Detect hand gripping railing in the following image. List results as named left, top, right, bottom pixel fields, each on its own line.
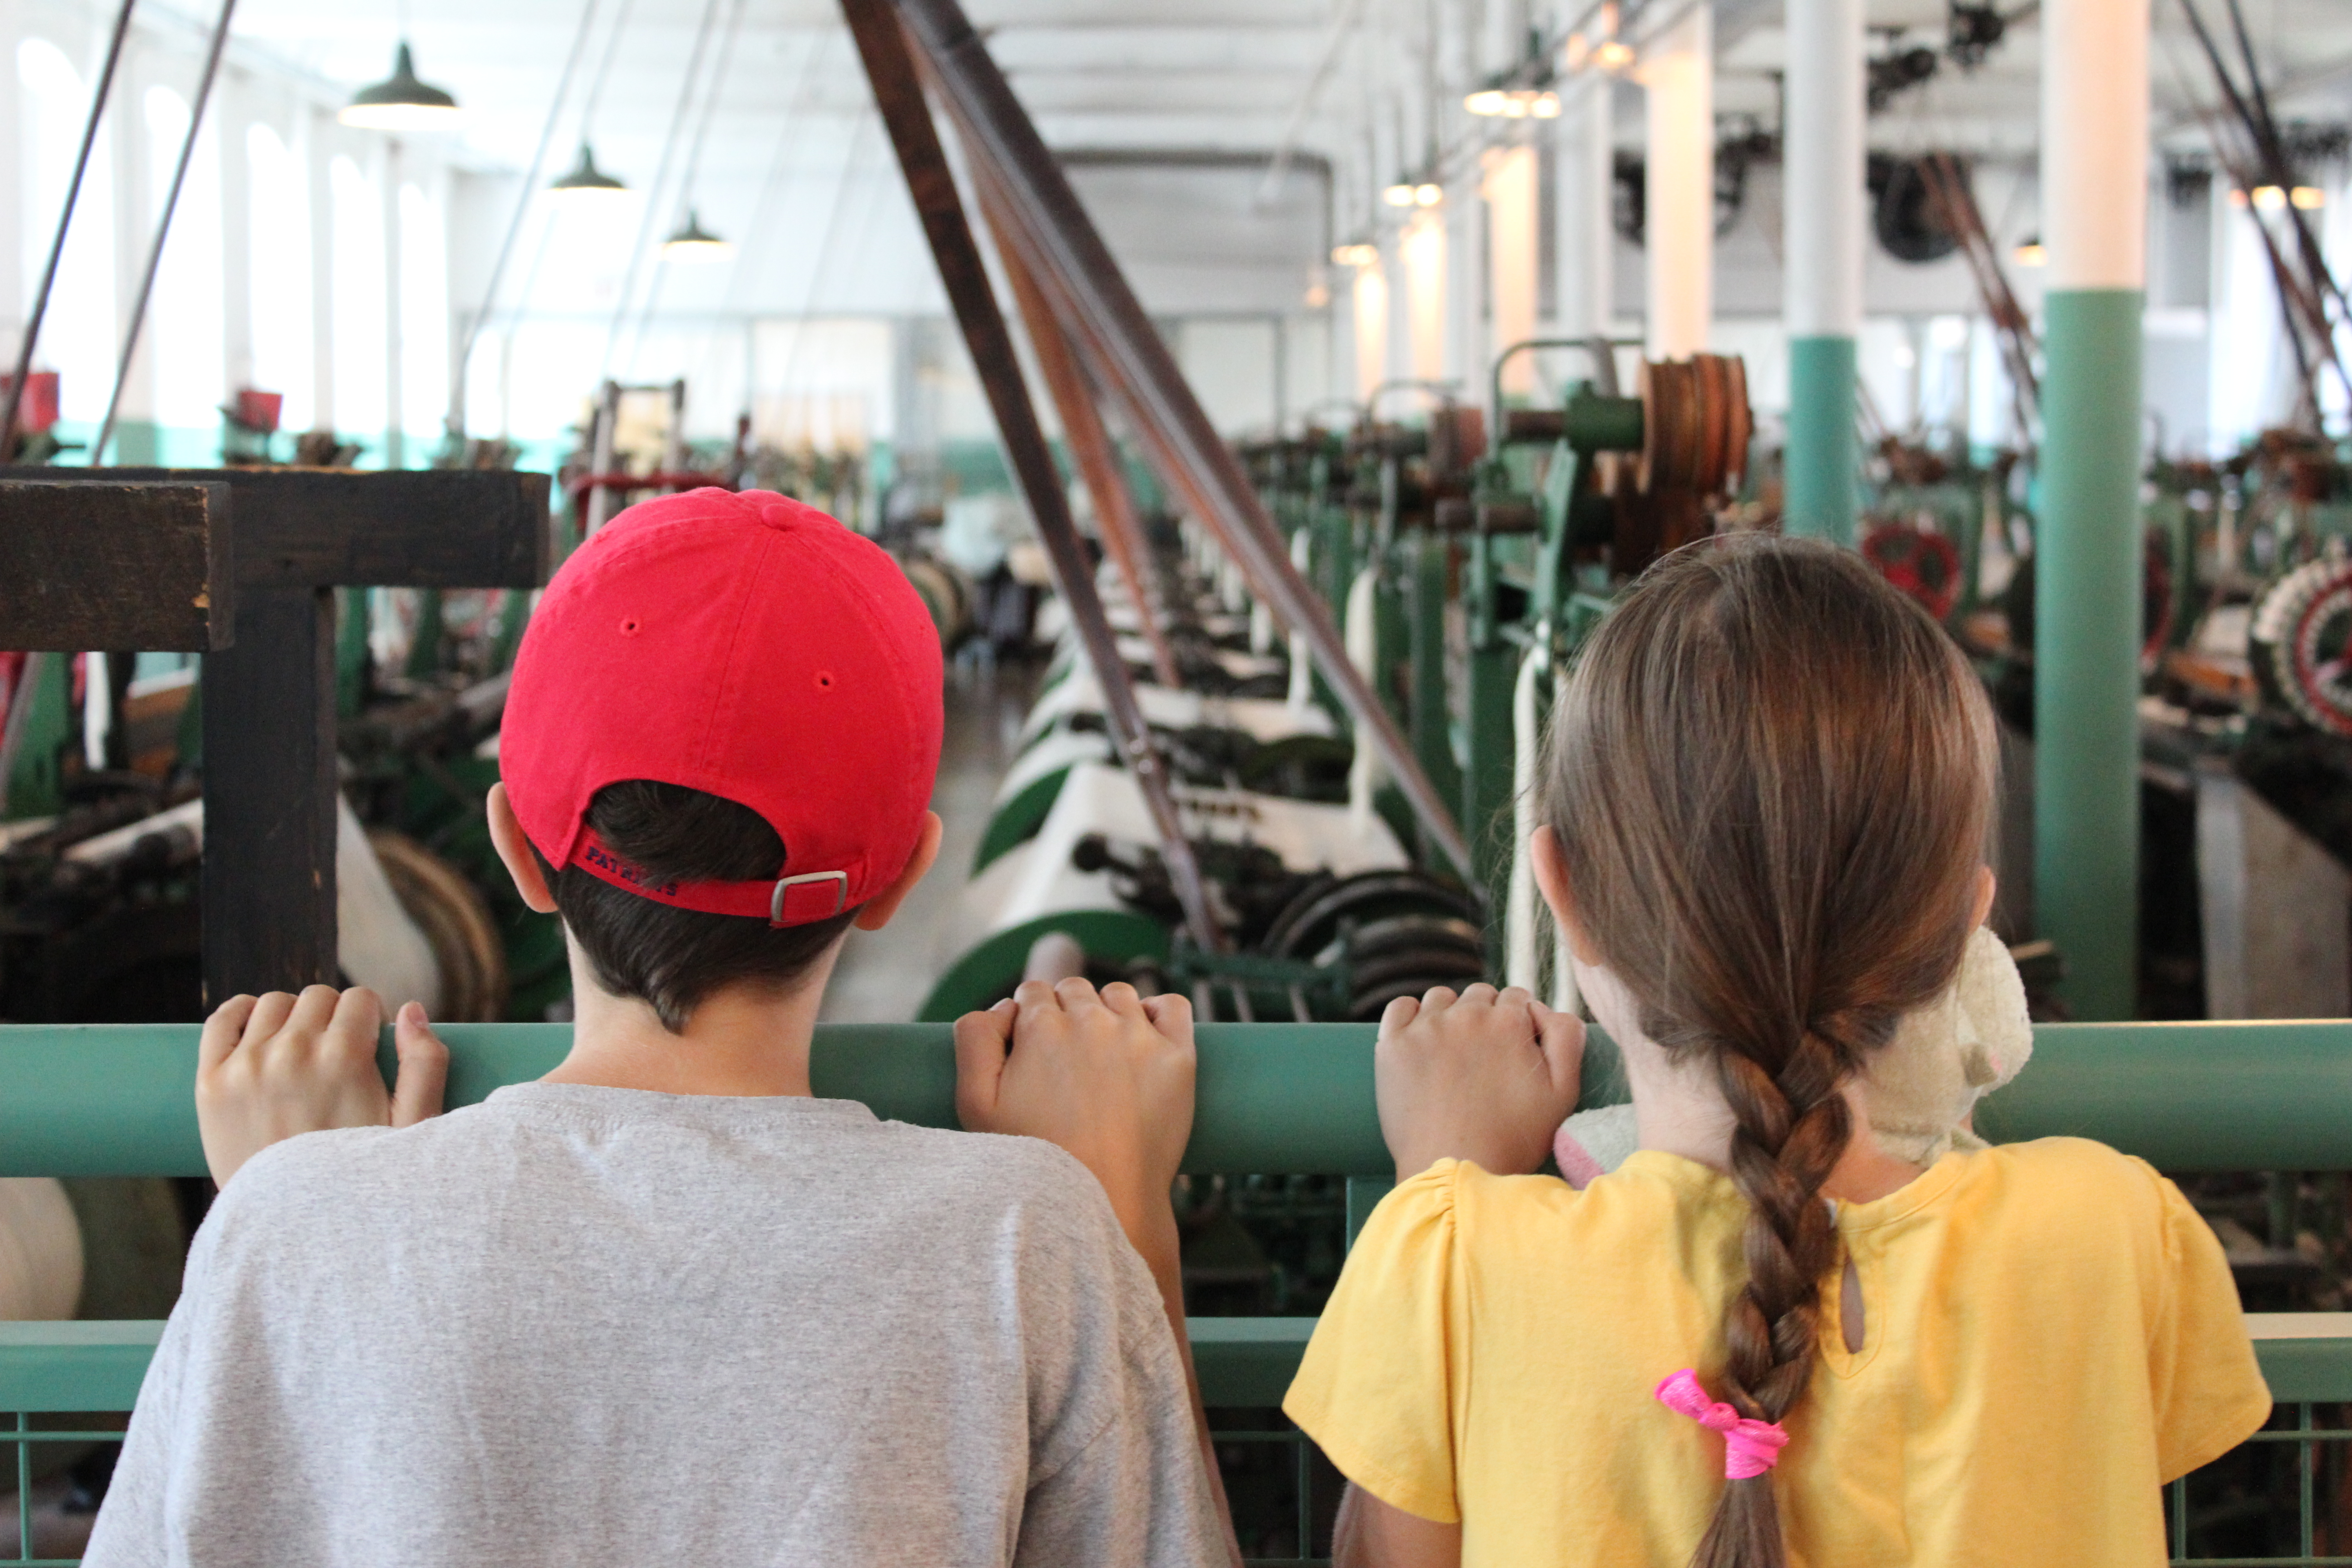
left=0, top=1019, right=2342, bottom=1564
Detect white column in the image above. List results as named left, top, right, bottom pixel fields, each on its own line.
left=1784, top=0, right=1862, bottom=343
left=1352, top=260, right=1389, bottom=403
left=0, top=5, right=24, bottom=366
left=1553, top=78, right=1614, bottom=342
left=379, top=138, right=403, bottom=466
left=1383, top=225, right=1414, bottom=384
left=2044, top=0, right=2147, bottom=294
left=109, top=49, right=154, bottom=439
left=220, top=80, right=254, bottom=395
left=1638, top=4, right=1711, bottom=358
left=307, top=110, right=335, bottom=435
left=1782, top=0, right=1863, bottom=541
left=1443, top=174, right=1479, bottom=385
left=1483, top=144, right=1539, bottom=397
left=1402, top=211, right=1447, bottom=381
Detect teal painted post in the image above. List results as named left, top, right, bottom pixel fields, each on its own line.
left=1784, top=335, right=1859, bottom=544
left=2036, top=289, right=2145, bottom=1020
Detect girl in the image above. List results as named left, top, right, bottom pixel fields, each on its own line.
left=1284, top=537, right=2268, bottom=1568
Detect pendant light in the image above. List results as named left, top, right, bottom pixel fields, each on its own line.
left=661, top=208, right=730, bottom=261
left=340, top=42, right=461, bottom=132
left=1465, top=28, right=1561, bottom=119
left=551, top=142, right=629, bottom=199
left=553, top=0, right=637, bottom=201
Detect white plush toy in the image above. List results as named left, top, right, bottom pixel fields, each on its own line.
left=1552, top=925, right=2034, bottom=1188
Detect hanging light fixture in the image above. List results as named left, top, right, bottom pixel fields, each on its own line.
left=661, top=209, right=731, bottom=261
left=2012, top=236, right=2047, bottom=267
left=1466, top=28, right=1562, bottom=119
left=340, top=43, right=461, bottom=132
left=1331, top=242, right=1380, bottom=268
left=2292, top=185, right=2328, bottom=211
left=2250, top=184, right=2288, bottom=212
left=551, top=142, right=629, bottom=199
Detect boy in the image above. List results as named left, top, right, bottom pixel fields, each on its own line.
left=86, top=490, right=1236, bottom=1567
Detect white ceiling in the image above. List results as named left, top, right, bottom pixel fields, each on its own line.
left=102, top=0, right=2352, bottom=322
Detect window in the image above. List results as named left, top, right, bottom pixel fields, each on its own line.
left=143, top=85, right=224, bottom=432
left=399, top=180, right=447, bottom=440
left=330, top=153, right=387, bottom=447
left=18, top=38, right=115, bottom=426
left=246, top=123, right=313, bottom=431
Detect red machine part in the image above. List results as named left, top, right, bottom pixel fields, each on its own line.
left=1861, top=519, right=1963, bottom=622
left=2254, top=558, right=2352, bottom=738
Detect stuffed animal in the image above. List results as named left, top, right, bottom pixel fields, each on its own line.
left=1551, top=926, right=2034, bottom=1189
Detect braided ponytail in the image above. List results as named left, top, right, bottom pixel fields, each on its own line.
left=1541, top=538, right=1995, bottom=1568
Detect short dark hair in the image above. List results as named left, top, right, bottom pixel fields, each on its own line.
left=542, top=780, right=859, bottom=1032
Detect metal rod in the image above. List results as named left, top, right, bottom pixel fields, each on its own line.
left=896, top=0, right=1476, bottom=883
left=984, top=184, right=1182, bottom=689
left=93, top=0, right=238, bottom=466
left=448, top=0, right=604, bottom=442
left=0, top=1017, right=2347, bottom=1178
left=1, top=0, right=136, bottom=460
left=840, top=0, right=1224, bottom=953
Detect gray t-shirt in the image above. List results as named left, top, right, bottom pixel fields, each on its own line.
left=86, top=1084, right=1225, bottom=1567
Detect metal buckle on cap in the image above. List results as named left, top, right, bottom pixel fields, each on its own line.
left=769, top=870, right=849, bottom=926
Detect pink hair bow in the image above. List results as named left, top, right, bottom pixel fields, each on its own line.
left=1654, top=1369, right=1790, bottom=1480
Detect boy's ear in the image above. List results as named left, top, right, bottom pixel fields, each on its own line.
left=855, top=812, right=943, bottom=932
left=1530, top=825, right=1603, bottom=966
left=486, top=783, right=559, bottom=914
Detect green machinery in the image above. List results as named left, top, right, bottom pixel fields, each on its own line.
left=1247, top=348, right=1757, bottom=952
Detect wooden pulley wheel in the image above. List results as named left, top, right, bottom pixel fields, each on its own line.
left=369, top=830, right=510, bottom=1022
left=1639, top=355, right=1754, bottom=498
left=1691, top=355, right=1733, bottom=495
left=1636, top=359, right=1703, bottom=494
left=1718, top=355, right=1754, bottom=494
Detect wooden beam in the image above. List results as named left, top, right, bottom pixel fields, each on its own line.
left=27, top=469, right=549, bottom=590
left=0, top=480, right=231, bottom=651
left=200, top=588, right=337, bottom=1001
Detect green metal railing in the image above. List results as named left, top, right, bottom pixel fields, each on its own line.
left=0, top=1019, right=2341, bottom=1563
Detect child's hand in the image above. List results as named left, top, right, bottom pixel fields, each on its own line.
left=1376, top=984, right=1584, bottom=1182
left=196, top=987, right=450, bottom=1187
left=953, top=979, right=1194, bottom=1247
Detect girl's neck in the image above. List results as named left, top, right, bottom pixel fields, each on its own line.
left=1581, top=961, right=1927, bottom=1205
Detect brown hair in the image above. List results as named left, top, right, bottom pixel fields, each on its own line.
left=1539, top=536, right=1994, bottom=1568
left=541, top=780, right=858, bottom=1032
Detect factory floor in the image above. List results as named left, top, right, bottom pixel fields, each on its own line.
left=819, top=652, right=1039, bottom=1024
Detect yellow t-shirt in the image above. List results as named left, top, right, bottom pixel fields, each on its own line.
left=1283, top=1139, right=2269, bottom=1567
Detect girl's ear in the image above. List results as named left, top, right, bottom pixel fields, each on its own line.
left=1970, top=864, right=1998, bottom=932
left=1531, top=825, right=1604, bottom=965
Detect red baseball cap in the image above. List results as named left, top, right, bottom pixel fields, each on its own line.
left=501, top=488, right=943, bottom=926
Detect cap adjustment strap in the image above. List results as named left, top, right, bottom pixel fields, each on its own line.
left=567, top=830, right=853, bottom=928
